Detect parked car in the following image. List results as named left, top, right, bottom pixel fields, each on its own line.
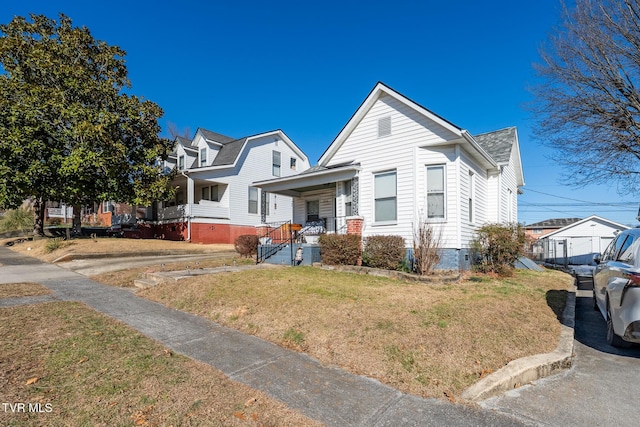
left=593, top=228, right=640, bottom=347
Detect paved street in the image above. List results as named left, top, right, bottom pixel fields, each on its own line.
left=482, top=272, right=640, bottom=426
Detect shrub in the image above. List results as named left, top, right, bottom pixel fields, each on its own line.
left=362, top=235, right=406, bottom=270
left=471, top=223, right=527, bottom=276
left=234, top=234, right=259, bottom=258
left=44, top=237, right=64, bottom=253
left=0, top=207, right=33, bottom=232
left=413, top=220, right=443, bottom=275
left=318, top=234, right=361, bottom=265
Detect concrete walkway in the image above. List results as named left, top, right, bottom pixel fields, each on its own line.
left=0, top=246, right=529, bottom=426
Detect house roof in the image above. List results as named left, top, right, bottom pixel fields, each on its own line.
left=254, top=163, right=360, bottom=196
left=526, top=218, right=582, bottom=229
left=317, top=82, right=525, bottom=183
left=473, top=127, right=516, bottom=164
left=198, top=128, right=236, bottom=144
left=540, top=215, right=630, bottom=240
left=211, top=137, right=248, bottom=166
left=180, top=129, right=308, bottom=173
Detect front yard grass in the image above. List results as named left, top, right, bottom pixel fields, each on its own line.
left=128, top=266, right=574, bottom=400
left=0, top=301, right=322, bottom=427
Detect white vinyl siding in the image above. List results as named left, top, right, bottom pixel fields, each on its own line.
left=374, top=170, right=397, bottom=222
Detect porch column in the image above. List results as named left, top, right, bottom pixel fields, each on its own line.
left=186, top=175, right=194, bottom=205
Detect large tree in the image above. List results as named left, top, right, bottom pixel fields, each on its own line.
left=533, top=0, right=640, bottom=192
left=0, top=14, right=174, bottom=235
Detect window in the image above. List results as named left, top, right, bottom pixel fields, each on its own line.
left=533, top=228, right=543, bottom=235
left=248, top=187, right=258, bottom=214
left=272, top=151, right=281, bottom=177
left=211, top=185, right=219, bottom=202
left=344, top=180, right=352, bottom=217
left=427, top=165, right=445, bottom=219
left=378, top=116, right=391, bottom=138
left=468, top=170, right=474, bottom=223
left=290, top=157, right=297, bottom=170
left=306, top=200, right=319, bottom=222
left=618, top=235, right=635, bottom=263
left=176, top=191, right=184, bottom=205
left=200, top=148, right=207, bottom=167
left=374, top=170, right=397, bottom=222
left=178, top=155, right=185, bottom=170
left=201, top=186, right=210, bottom=201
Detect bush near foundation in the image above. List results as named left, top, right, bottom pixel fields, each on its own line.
left=235, top=234, right=259, bottom=258
left=318, top=234, right=361, bottom=265
left=471, top=223, right=527, bottom=276
left=363, top=235, right=406, bottom=270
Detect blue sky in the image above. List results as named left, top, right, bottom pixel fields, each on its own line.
left=2, top=1, right=638, bottom=226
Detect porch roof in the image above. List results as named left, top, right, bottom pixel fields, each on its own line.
left=254, top=163, right=360, bottom=196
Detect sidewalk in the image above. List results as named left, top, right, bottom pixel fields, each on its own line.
left=0, top=246, right=530, bottom=426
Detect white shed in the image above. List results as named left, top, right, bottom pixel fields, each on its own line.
left=540, top=215, right=630, bottom=264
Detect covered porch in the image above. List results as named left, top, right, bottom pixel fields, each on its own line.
left=253, top=163, right=364, bottom=264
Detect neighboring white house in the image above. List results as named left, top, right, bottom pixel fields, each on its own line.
left=538, top=215, right=630, bottom=265
left=255, top=82, right=524, bottom=270
left=149, top=128, right=310, bottom=243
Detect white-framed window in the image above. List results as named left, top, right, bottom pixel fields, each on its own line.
left=378, top=116, right=391, bottom=138
left=201, top=186, right=210, bottom=201
left=272, top=150, right=281, bottom=177
left=178, top=155, right=185, bottom=170
left=200, top=148, right=207, bottom=167
left=290, top=157, right=297, bottom=170
left=427, top=165, right=445, bottom=219
left=468, top=170, right=474, bottom=223
left=374, top=170, right=397, bottom=222
left=211, top=185, right=219, bottom=202
left=248, top=187, right=258, bottom=214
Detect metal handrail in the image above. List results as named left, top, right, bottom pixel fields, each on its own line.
left=256, top=220, right=293, bottom=264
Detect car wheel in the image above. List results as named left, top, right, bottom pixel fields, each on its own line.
left=606, top=302, right=631, bottom=348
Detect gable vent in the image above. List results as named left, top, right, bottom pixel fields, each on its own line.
left=378, top=116, right=391, bottom=137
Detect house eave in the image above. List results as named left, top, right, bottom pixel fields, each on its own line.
left=254, top=165, right=360, bottom=196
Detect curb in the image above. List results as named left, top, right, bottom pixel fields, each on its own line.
left=460, top=280, right=577, bottom=401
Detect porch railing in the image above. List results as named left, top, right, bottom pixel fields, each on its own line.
left=256, top=220, right=294, bottom=264
left=296, top=216, right=348, bottom=242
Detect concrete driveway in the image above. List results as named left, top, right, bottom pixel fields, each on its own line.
left=481, top=271, right=640, bottom=426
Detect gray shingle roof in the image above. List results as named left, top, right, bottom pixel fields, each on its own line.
left=199, top=128, right=236, bottom=144
left=473, top=127, right=516, bottom=164
left=526, top=218, right=582, bottom=228
left=211, top=137, right=248, bottom=166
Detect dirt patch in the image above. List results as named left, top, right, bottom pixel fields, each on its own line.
left=5, top=236, right=235, bottom=263
left=0, top=283, right=51, bottom=299
left=0, top=301, right=322, bottom=427
left=133, top=266, right=574, bottom=400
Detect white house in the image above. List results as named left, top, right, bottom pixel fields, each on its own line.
left=538, top=215, right=630, bottom=265
left=255, top=82, right=524, bottom=270
left=149, top=128, right=310, bottom=243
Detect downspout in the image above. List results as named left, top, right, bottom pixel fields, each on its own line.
left=180, top=170, right=192, bottom=242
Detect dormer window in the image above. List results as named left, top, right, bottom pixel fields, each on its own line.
left=200, top=148, right=207, bottom=167
left=178, top=155, right=185, bottom=170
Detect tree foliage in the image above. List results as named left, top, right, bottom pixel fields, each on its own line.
left=0, top=14, right=174, bottom=234
left=533, top=0, right=640, bottom=192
